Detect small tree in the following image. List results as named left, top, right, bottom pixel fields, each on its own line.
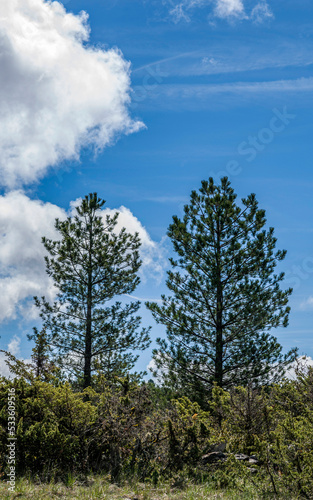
left=35, top=193, right=150, bottom=388
left=27, top=328, right=56, bottom=380
left=1, top=328, right=57, bottom=382
left=147, top=177, right=297, bottom=400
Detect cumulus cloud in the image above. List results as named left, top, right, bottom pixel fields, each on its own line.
left=0, top=0, right=143, bottom=187
left=7, top=336, right=21, bottom=356
left=0, top=353, right=14, bottom=379
left=0, top=193, right=166, bottom=323
left=0, top=336, right=29, bottom=378
left=101, top=205, right=167, bottom=283
left=285, top=356, right=313, bottom=380
left=0, top=191, right=66, bottom=322
left=167, top=0, right=273, bottom=23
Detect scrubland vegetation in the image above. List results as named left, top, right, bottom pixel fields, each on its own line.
left=1, top=362, right=313, bottom=498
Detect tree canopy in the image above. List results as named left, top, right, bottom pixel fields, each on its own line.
left=35, top=193, right=150, bottom=388
left=147, top=177, right=297, bottom=400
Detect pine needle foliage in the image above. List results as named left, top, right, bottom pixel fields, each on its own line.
left=35, top=193, right=150, bottom=388
left=146, top=177, right=297, bottom=400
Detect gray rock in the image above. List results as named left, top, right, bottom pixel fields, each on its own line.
left=234, top=453, right=250, bottom=461
left=201, top=451, right=228, bottom=464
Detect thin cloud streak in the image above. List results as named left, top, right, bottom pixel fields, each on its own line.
left=133, top=51, right=199, bottom=74
left=134, top=77, right=313, bottom=99
left=132, top=45, right=313, bottom=80
left=124, top=294, right=163, bottom=303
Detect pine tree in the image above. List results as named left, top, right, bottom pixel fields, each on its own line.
left=27, top=327, right=58, bottom=381
left=1, top=328, right=57, bottom=382
left=146, top=177, right=297, bottom=400
left=35, top=193, right=150, bottom=388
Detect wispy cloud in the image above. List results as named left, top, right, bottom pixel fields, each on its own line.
left=214, top=0, right=246, bottom=20
left=166, top=0, right=273, bottom=24
left=124, top=294, right=163, bottom=303
left=133, top=42, right=313, bottom=81
left=251, top=1, right=274, bottom=24
left=133, top=77, right=313, bottom=110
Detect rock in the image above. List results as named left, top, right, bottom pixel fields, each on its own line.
left=201, top=451, right=228, bottom=464
left=234, top=453, right=250, bottom=461
left=248, top=458, right=260, bottom=465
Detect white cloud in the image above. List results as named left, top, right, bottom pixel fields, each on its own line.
left=101, top=205, right=168, bottom=283
left=7, top=336, right=21, bottom=356
left=135, top=77, right=313, bottom=111
left=147, top=356, right=168, bottom=385
left=0, top=191, right=65, bottom=322
left=251, top=1, right=274, bottom=23
left=168, top=0, right=208, bottom=23
left=167, top=0, right=273, bottom=23
left=285, top=356, right=313, bottom=380
left=0, top=0, right=143, bottom=187
left=214, top=0, right=246, bottom=19
left=0, top=193, right=166, bottom=323
left=0, top=351, right=15, bottom=379
left=170, top=4, right=192, bottom=23
left=0, top=335, right=33, bottom=378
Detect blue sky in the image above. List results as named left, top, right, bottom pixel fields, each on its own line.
left=0, top=0, right=312, bottom=376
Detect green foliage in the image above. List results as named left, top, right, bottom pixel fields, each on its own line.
left=35, top=193, right=150, bottom=388
left=147, top=177, right=297, bottom=402
left=0, top=378, right=96, bottom=480
left=264, top=367, right=313, bottom=498
left=1, top=366, right=313, bottom=498
left=207, top=368, right=313, bottom=498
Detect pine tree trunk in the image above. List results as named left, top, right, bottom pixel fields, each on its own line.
left=215, top=216, right=223, bottom=387
left=84, top=284, right=92, bottom=388
left=84, top=219, right=93, bottom=389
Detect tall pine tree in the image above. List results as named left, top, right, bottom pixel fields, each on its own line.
left=35, top=193, right=150, bottom=388
left=147, top=178, right=297, bottom=400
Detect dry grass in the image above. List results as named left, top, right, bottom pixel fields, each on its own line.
left=0, top=476, right=261, bottom=500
